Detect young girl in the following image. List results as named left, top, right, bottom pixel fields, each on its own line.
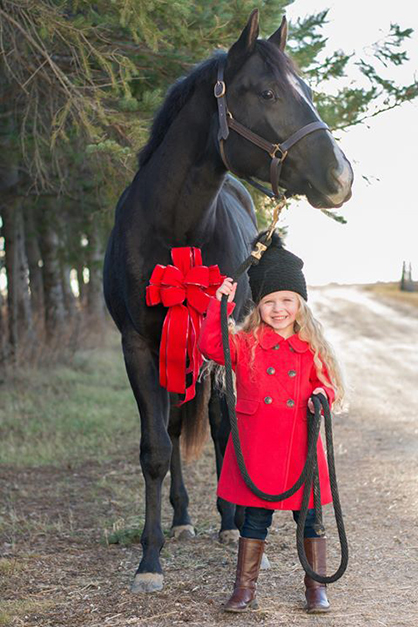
left=198, top=232, right=345, bottom=614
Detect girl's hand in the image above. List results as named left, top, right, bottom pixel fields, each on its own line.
left=215, top=277, right=237, bottom=303
left=308, top=387, right=326, bottom=413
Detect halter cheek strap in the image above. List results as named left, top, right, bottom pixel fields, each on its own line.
left=214, top=60, right=329, bottom=199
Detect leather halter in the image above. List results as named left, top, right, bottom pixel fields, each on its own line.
left=214, top=59, right=329, bottom=198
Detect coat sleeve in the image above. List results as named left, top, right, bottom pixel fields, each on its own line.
left=309, top=357, right=336, bottom=407
left=198, top=297, right=238, bottom=367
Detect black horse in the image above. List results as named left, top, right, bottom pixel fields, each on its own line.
left=103, top=10, right=353, bottom=593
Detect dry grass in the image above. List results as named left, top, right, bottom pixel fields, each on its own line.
left=0, top=558, right=25, bottom=576
left=1, top=312, right=110, bottom=377
left=0, top=600, right=55, bottom=627
left=0, top=321, right=137, bottom=467
left=362, top=281, right=418, bottom=308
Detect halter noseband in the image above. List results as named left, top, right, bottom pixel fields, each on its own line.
left=214, top=59, right=329, bottom=199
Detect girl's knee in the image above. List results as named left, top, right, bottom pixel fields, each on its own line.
left=241, top=507, right=273, bottom=540
left=292, top=509, right=322, bottom=538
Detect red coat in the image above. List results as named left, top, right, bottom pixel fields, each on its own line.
left=198, top=298, right=334, bottom=511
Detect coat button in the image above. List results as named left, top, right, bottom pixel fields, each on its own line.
left=264, top=396, right=273, bottom=404
left=266, top=367, right=275, bottom=375
left=272, top=344, right=280, bottom=350
left=289, top=346, right=295, bottom=352
left=286, top=399, right=295, bottom=407
left=288, top=370, right=296, bottom=377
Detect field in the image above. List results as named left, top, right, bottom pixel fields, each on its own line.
left=362, top=281, right=418, bottom=308
left=1, top=285, right=417, bottom=627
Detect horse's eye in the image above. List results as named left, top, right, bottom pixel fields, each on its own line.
left=261, top=89, right=275, bottom=101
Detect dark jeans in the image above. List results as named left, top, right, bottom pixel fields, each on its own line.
left=241, top=506, right=321, bottom=541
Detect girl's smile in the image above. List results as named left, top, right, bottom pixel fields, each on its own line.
left=258, top=290, right=299, bottom=338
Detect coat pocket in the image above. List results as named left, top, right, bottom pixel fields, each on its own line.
left=235, top=399, right=259, bottom=415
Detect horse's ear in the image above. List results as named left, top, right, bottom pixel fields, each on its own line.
left=268, top=15, right=288, bottom=52
left=227, top=9, right=259, bottom=68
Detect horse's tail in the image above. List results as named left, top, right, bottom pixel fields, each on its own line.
left=180, top=376, right=211, bottom=462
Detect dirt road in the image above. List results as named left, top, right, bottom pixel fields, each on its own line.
left=1, top=286, right=418, bottom=626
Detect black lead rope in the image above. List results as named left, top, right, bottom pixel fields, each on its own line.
left=297, top=395, right=349, bottom=583
left=220, top=284, right=349, bottom=583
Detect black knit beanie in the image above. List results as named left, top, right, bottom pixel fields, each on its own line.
left=248, top=231, right=308, bottom=302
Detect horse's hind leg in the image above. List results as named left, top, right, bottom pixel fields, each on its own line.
left=122, top=330, right=172, bottom=593
left=209, top=389, right=240, bottom=544
left=168, top=407, right=195, bottom=540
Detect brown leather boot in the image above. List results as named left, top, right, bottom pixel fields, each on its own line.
left=304, top=537, right=330, bottom=613
left=224, top=537, right=264, bottom=612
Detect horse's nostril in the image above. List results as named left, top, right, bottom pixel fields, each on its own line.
left=329, top=160, right=352, bottom=192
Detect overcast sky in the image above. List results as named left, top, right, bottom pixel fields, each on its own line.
left=277, top=0, right=418, bottom=285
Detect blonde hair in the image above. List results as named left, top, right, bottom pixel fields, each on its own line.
left=294, top=295, right=346, bottom=411
left=218, top=294, right=346, bottom=411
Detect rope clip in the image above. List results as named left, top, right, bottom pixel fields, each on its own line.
left=314, top=523, right=326, bottom=537
left=250, top=242, right=268, bottom=261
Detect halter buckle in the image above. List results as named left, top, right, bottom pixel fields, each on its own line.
left=270, top=144, right=288, bottom=161
left=251, top=242, right=268, bottom=261
left=214, top=81, right=226, bottom=98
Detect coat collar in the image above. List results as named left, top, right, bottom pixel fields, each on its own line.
left=258, top=324, right=310, bottom=353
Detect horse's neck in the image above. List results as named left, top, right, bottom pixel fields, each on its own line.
left=139, top=90, right=225, bottom=245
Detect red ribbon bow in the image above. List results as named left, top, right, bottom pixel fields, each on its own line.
left=146, top=247, right=225, bottom=404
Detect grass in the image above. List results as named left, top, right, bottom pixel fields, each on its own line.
left=0, top=558, right=25, bottom=576
left=105, top=526, right=142, bottom=546
left=0, top=599, right=55, bottom=626
left=363, top=281, right=418, bottom=308
left=0, top=325, right=138, bottom=467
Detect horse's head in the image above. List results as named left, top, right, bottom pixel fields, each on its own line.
left=221, top=10, right=353, bottom=208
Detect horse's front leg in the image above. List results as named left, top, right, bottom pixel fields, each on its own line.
left=122, top=330, right=172, bottom=593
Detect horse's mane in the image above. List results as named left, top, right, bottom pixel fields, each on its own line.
left=138, top=52, right=226, bottom=168
left=138, top=41, right=298, bottom=168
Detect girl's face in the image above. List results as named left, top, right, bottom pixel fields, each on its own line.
left=258, top=290, right=299, bottom=338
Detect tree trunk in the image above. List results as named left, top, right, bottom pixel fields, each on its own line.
left=25, top=205, right=45, bottom=327
left=0, top=107, right=19, bottom=360
left=2, top=204, right=36, bottom=354
left=0, top=285, right=9, bottom=368
left=86, top=222, right=105, bottom=321
left=38, top=206, right=67, bottom=337
left=16, top=206, right=35, bottom=341
left=2, top=207, right=18, bottom=353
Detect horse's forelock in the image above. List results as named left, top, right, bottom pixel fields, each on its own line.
left=255, top=40, right=301, bottom=95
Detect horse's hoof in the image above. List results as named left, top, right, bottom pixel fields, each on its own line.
left=260, top=553, right=271, bottom=570
left=219, top=529, right=240, bottom=545
left=170, top=524, right=195, bottom=540
left=130, top=573, right=164, bottom=593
